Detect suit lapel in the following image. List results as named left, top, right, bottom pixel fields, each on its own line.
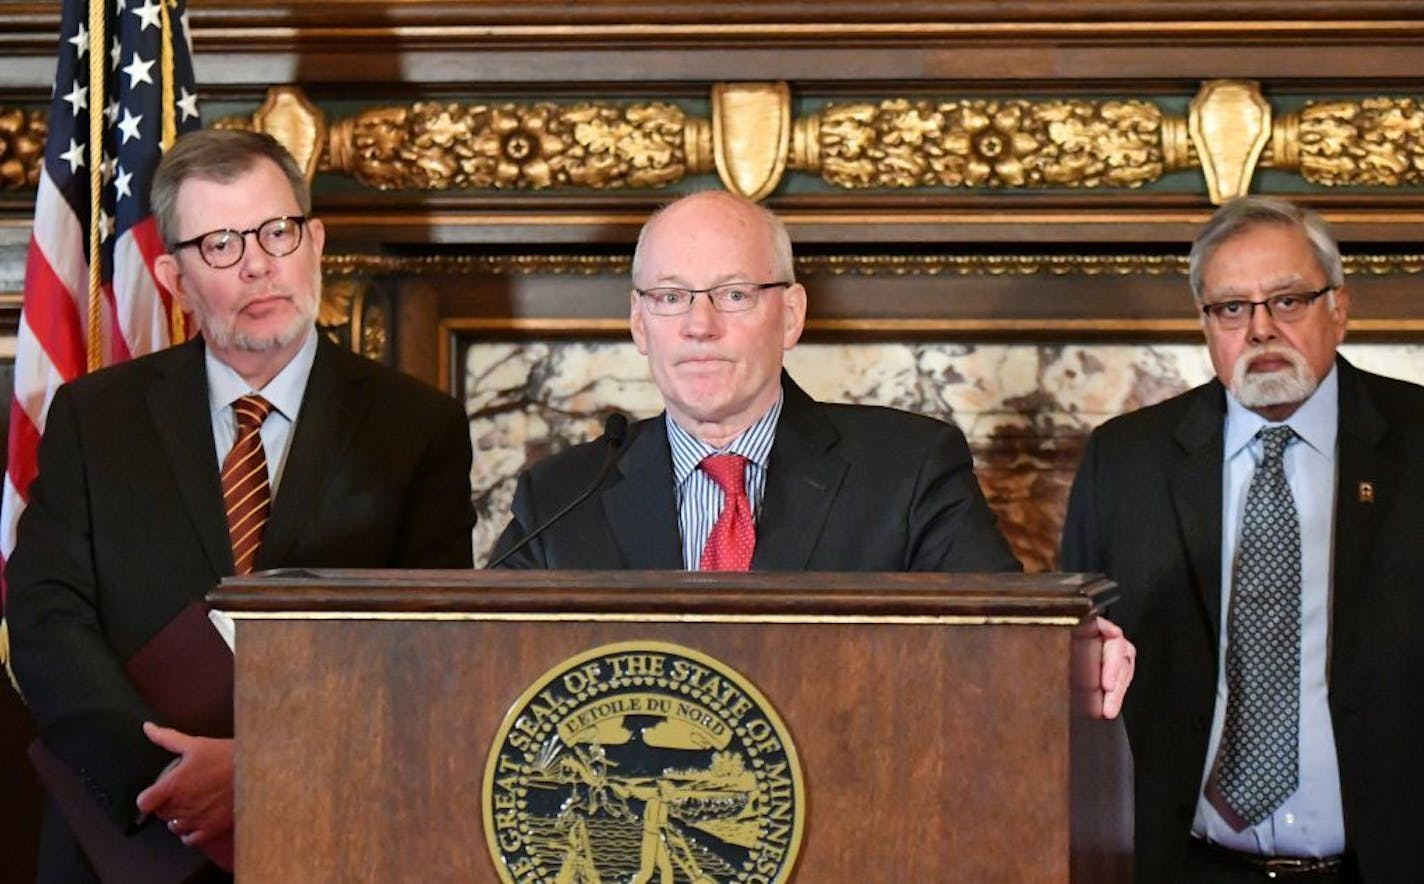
left=603, top=416, right=683, bottom=569
left=751, top=376, right=847, bottom=571
left=1331, top=358, right=1393, bottom=637
left=255, top=337, right=363, bottom=569
left=1169, top=382, right=1227, bottom=646
left=146, top=338, right=233, bottom=575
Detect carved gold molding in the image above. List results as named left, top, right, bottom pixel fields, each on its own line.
left=0, top=107, right=46, bottom=191
left=7, top=82, right=1420, bottom=202
left=713, top=82, right=791, bottom=201
left=796, top=254, right=1187, bottom=276
left=1190, top=80, right=1271, bottom=204
left=322, top=100, right=705, bottom=191
left=1268, top=97, right=1424, bottom=187
left=323, top=254, right=632, bottom=277
left=794, top=98, right=1170, bottom=189
left=255, top=87, right=327, bottom=181
left=208, top=81, right=1424, bottom=204
left=322, top=253, right=1424, bottom=278
left=315, top=278, right=389, bottom=362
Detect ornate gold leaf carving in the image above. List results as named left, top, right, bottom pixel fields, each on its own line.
left=318, top=278, right=360, bottom=327
left=1189, top=80, right=1271, bottom=204
left=0, top=107, right=47, bottom=191
left=323, top=252, right=1424, bottom=278
left=316, top=278, right=389, bottom=360
left=360, top=299, right=389, bottom=362
left=253, top=87, right=327, bottom=181
left=810, top=98, right=1165, bottom=189
left=210, top=115, right=253, bottom=133
left=712, top=81, right=791, bottom=200
left=795, top=254, right=1189, bottom=276
left=323, top=254, right=631, bottom=277
left=324, top=101, right=699, bottom=190
left=1289, top=98, right=1424, bottom=187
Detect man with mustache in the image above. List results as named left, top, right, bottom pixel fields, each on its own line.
left=7, top=129, right=476, bottom=882
left=493, top=189, right=1134, bottom=709
left=1062, top=196, right=1424, bottom=882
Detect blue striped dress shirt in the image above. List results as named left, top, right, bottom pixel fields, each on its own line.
left=666, top=393, right=783, bottom=570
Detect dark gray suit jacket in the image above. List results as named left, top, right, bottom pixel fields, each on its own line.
left=492, top=373, right=1020, bottom=573
left=1062, top=357, right=1424, bottom=883
left=7, top=334, right=475, bottom=881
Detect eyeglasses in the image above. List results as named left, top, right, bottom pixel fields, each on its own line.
left=1199, top=285, right=1335, bottom=330
left=636, top=281, right=792, bottom=316
left=172, top=215, right=307, bottom=269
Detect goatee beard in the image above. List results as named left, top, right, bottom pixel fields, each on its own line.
left=1229, top=345, right=1318, bottom=409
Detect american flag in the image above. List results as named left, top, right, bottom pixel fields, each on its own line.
left=1, top=0, right=200, bottom=629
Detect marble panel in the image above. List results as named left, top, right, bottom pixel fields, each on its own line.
left=467, top=340, right=1424, bottom=571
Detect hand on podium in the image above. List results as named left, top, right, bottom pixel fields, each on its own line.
left=135, top=722, right=236, bottom=871
left=1092, top=617, right=1136, bottom=720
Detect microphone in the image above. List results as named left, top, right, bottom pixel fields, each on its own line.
left=485, top=412, right=628, bottom=568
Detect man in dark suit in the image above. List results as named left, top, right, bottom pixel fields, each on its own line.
left=493, top=189, right=1133, bottom=701
left=1062, top=196, right=1424, bottom=882
left=6, top=129, right=475, bottom=882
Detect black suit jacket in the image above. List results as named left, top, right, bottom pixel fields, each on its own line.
left=7, top=334, right=475, bottom=881
left=1061, top=357, right=1424, bottom=883
left=493, top=373, right=1020, bottom=572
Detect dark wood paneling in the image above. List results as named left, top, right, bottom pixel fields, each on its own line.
left=6, top=3, right=1424, bottom=94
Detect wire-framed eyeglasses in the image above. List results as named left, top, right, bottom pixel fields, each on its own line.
left=172, top=215, right=308, bottom=269
left=1200, top=286, right=1335, bottom=330
left=635, top=281, right=792, bottom=316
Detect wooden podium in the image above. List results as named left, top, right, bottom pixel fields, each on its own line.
left=212, top=570, right=1131, bottom=882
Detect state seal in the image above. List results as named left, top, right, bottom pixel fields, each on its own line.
left=483, top=641, right=805, bottom=883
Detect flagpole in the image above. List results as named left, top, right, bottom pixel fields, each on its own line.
left=86, top=0, right=106, bottom=371
left=160, top=0, right=186, bottom=346
left=160, top=1, right=177, bottom=147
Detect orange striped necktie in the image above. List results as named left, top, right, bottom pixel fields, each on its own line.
left=222, top=394, right=275, bottom=576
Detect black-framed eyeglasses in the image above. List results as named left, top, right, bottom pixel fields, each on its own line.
left=172, top=215, right=307, bottom=269
left=636, top=281, right=792, bottom=316
left=1200, top=285, right=1335, bottom=330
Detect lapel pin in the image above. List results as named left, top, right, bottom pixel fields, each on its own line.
left=1358, top=481, right=1375, bottom=504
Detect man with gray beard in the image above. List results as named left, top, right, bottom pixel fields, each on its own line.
left=7, top=129, right=475, bottom=882
left=1061, top=196, right=1424, bottom=883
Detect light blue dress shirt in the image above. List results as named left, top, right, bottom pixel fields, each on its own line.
left=205, top=329, right=318, bottom=497
left=1194, top=365, right=1346, bottom=857
left=666, top=392, right=783, bottom=571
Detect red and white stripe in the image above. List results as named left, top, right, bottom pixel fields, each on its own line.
left=0, top=167, right=177, bottom=590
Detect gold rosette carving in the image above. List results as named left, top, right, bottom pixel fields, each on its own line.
left=0, top=107, right=46, bottom=191
left=1281, top=98, right=1424, bottom=187
left=324, top=101, right=705, bottom=190
left=802, top=98, right=1165, bottom=189
left=97, top=84, right=1424, bottom=201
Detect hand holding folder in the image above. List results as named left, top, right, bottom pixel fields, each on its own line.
left=29, top=600, right=236, bottom=883
left=135, top=722, right=236, bottom=872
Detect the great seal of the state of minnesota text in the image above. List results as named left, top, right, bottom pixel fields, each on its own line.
left=484, top=641, right=805, bottom=883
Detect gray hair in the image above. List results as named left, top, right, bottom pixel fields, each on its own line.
left=151, top=129, right=311, bottom=249
left=1188, top=196, right=1344, bottom=300
left=631, top=190, right=795, bottom=286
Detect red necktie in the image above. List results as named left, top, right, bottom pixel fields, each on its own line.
left=222, top=394, right=274, bottom=575
left=698, top=454, right=755, bottom=571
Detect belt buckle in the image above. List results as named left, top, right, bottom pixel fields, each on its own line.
left=1260, top=854, right=1341, bottom=877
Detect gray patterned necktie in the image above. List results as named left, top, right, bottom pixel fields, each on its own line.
left=1208, top=424, right=1301, bottom=831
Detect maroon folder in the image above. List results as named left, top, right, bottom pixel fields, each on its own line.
left=122, top=600, right=234, bottom=738
left=29, top=740, right=213, bottom=884
left=30, top=600, right=235, bottom=883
